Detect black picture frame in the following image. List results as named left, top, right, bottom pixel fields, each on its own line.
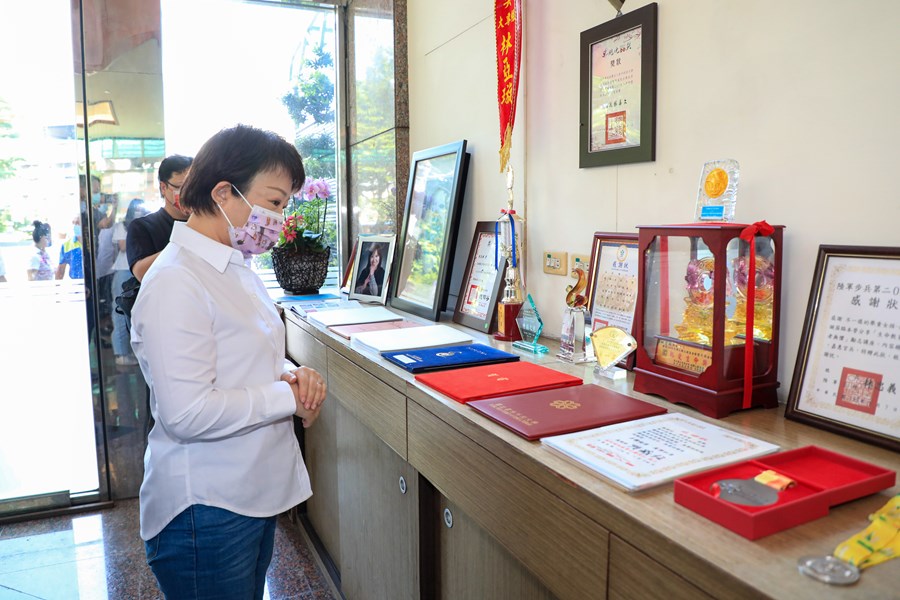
left=452, top=221, right=507, bottom=334
left=579, top=3, right=658, bottom=168
left=389, top=140, right=469, bottom=321
left=785, top=245, right=900, bottom=453
left=585, top=232, right=640, bottom=370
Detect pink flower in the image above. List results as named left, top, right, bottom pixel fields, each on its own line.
left=302, top=178, right=331, bottom=201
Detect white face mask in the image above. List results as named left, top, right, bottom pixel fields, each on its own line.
left=219, top=184, right=284, bottom=258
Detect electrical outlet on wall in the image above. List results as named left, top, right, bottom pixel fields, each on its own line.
left=543, top=251, right=568, bottom=275
left=571, top=254, right=591, bottom=274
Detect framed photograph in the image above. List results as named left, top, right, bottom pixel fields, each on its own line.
left=785, top=245, right=900, bottom=452
left=585, top=232, right=640, bottom=369
left=389, top=140, right=469, bottom=321
left=579, top=2, right=658, bottom=168
left=453, top=221, right=507, bottom=334
left=348, top=235, right=395, bottom=304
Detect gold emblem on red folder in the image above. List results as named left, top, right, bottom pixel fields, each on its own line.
left=550, top=400, right=580, bottom=410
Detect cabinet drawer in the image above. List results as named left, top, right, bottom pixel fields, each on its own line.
left=328, top=349, right=407, bottom=459
left=285, top=320, right=327, bottom=373
left=409, top=401, right=607, bottom=600
left=608, top=536, right=713, bottom=600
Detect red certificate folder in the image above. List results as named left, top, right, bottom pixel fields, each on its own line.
left=469, top=384, right=667, bottom=440
left=674, top=446, right=896, bottom=540
left=415, top=362, right=583, bottom=404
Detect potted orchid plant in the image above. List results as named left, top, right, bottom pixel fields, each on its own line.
left=271, top=177, right=332, bottom=293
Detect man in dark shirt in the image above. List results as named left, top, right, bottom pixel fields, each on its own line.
left=127, top=154, right=193, bottom=281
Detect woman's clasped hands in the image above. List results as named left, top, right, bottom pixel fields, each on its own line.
left=281, top=367, right=326, bottom=428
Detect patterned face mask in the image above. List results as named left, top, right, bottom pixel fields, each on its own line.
left=219, top=184, right=284, bottom=258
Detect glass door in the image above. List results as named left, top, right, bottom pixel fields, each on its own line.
left=0, top=1, right=108, bottom=516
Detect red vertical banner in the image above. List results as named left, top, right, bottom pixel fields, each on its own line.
left=495, top=0, right=522, bottom=173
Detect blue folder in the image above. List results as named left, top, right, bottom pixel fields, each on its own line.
left=382, top=343, right=520, bottom=373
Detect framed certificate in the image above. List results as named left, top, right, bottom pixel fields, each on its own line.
left=786, top=245, right=900, bottom=452
left=585, top=232, right=639, bottom=368
left=579, top=3, right=658, bottom=168
left=453, top=222, right=506, bottom=333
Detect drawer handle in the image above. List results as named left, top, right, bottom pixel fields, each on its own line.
left=399, top=476, right=407, bottom=495
left=443, top=508, right=453, bottom=529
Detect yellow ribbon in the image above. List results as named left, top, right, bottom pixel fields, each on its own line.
left=833, top=494, right=900, bottom=569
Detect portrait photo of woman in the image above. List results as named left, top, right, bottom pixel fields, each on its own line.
left=349, top=235, right=395, bottom=304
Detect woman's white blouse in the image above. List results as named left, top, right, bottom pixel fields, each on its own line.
left=131, top=222, right=311, bottom=540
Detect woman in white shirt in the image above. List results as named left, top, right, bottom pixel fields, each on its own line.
left=131, top=124, right=326, bottom=599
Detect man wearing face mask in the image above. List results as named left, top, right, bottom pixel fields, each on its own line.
left=126, top=154, right=193, bottom=282
left=130, top=125, right=325, bottom=599
left=56, top=216, right=85, bottom=280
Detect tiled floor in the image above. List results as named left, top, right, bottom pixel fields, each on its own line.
left=0, top=500, right=336, bottom=600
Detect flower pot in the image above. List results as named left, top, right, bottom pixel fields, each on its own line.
left=272, top=246, right=331, bottom=294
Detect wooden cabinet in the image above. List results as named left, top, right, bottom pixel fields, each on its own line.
left=285, top=327, right=341, bottom=568
left=423, top=489, right=557, bottom=600
left=337, top=404, right=419, bottom=600
left=283, top=314, right=900, bottom=600
left=408, top=401, right=608, bottom=600
left=608, top=536, right=713, bottom=600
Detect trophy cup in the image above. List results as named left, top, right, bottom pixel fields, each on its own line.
left=493, top=168, right=526, bottom=342
left=590, top=326, right=637, bottom=381
left=557, top=266, right=592, bottom=363
left=512, top=294, right=549, bottom=354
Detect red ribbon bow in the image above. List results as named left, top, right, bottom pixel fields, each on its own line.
left=738, top=220, right=774, bottom=409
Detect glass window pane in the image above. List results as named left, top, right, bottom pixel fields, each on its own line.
left=0, top=0, right=100, bottom=503
left=349, top=129, right=397, bottom=241
left=160, top=0, right=339, bottom=282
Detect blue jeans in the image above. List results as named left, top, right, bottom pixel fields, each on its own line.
left=145, top=504, right=277, bottom=600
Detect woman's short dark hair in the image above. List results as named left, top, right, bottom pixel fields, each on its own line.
left=32, top=220, right=51, bottom=243
left=180, top=124, right=305, bottom=217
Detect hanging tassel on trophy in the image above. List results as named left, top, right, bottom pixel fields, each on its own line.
left=492, top=0, right=525, bottom=342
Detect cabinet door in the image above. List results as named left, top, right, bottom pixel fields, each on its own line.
left=429, top=491, right=557, bottom=600
left=338, top=406, right=419, bottom=600
left=285, top=328, right=340, bottom=568
left=608, top=536, right=713, bottom=600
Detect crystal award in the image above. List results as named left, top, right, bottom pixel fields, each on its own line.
left=589, top=326, right=636, bottom=381
left=557, top=306, right=592, bottom=363
left=694, top=159, right=740, bottom=222
left=512, top=294, right=549, bottom=354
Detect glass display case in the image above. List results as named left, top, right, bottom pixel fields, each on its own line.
left=633, top=223, right=784, bottom=418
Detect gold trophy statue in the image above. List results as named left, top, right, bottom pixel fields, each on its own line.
left=494, top=167, right=525, bottom=342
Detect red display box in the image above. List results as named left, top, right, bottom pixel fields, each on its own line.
left=673, top=446, right=896, bottom=540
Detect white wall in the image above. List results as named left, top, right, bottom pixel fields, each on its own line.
left=408, top=0, right=900, bottom=401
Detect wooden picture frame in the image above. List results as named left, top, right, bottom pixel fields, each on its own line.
left=452, top=221, right=507, bottom=334
left=340, top=237, right=359, bottom=291
left=585, top=232, right=640, bottom=369
left=348, top=234, right=395, bottom=305
left=785, top=245, right=900, bottom=452
left=389, top=140, right=469, bottom=321
left=579, top=2, right=658, bottom=168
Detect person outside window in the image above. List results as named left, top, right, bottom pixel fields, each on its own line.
left=27, top=220, right=54, bottom=281
left=111, top=199, right=147, bottom=366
